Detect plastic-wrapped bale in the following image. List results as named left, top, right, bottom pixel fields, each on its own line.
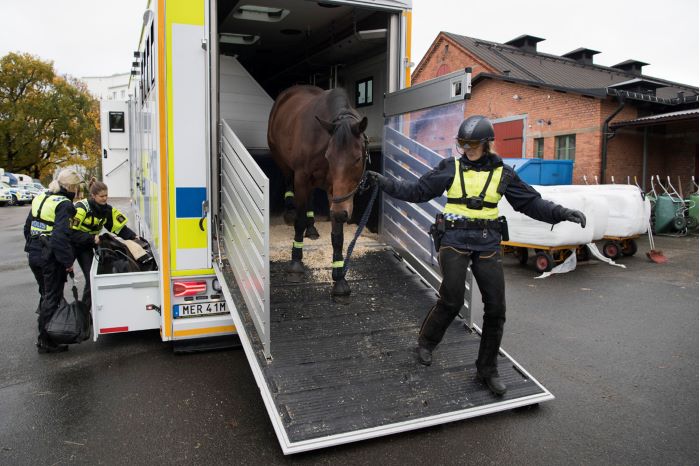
left=533, top=185, right=610, bottom=241
left=535, top=184, right=650, bottom=237
left=498, top=190, right=596, bottom=247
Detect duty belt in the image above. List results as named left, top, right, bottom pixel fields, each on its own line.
left=444, top=217, right=502, bottom=230
left=443, top=216, right=509, bottom=241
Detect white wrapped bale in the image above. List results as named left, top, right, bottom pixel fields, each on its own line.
left=534, top=184, right=650, bottom=237
left=499, top=191, right=595, bottom=246
left=532, top=186, right=609, bottom=241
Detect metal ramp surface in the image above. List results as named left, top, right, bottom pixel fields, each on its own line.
left=215, top=248, right=553, bottom=454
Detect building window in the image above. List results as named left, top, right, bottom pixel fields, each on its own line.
left=109, top=112, right=125, bottom=132
left=355, top=77, right=373, bottom=107
left=534, top=138, right=544, bottom=158
left=555, top=134, right=576, bottom=161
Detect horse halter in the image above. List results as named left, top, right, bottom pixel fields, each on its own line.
left=328, top=112, right=371, bottom=205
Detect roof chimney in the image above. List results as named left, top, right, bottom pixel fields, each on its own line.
left=504, top=34, right=545, bottom=54
left=562, top=47, right=601, bottom=66
left=612, top=59, right=649, bottom=76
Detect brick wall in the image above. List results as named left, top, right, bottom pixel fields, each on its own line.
left=412, top=36, right=495, bottom=83
left=466, top=79, right=618, bottom=184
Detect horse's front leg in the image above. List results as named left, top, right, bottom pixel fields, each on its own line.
left=287, top=188, right=307, bottom=280
left=304, top=197, right=319, bottom=240
left=331, top=212, right=351, bottom=299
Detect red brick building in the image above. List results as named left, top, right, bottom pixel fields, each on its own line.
left=412, top=32, right=699, bottom=190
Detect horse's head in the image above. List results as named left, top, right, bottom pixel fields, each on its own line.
left=316, top=113, right=368, bottom=222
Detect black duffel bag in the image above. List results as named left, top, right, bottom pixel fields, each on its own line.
left=45, top=273, right=91, bottom=344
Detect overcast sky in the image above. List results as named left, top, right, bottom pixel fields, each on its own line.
left=0, top=0, right=697, bottom=86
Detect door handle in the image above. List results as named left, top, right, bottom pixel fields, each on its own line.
left=199, top=200, right=208, bottom=231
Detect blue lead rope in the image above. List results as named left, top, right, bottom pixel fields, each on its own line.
left=342, top=183, right=379, bottom=276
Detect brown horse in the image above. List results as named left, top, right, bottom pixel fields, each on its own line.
left=268, top=85, right=368, bottom=298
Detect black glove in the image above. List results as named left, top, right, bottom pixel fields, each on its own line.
left=366, top=170, right=390, bottom=191
left=565, top=209, right=586, bottom=228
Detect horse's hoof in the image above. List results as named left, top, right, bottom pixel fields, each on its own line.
left=287, top=260, right=304, bottom=274
left=283, top=209, right=297, bottom=225
left=305, top=225, right=320, bottom=240
left=332, top=278, right=351, bottom=299
left=287, top=262, right=304, bottom=282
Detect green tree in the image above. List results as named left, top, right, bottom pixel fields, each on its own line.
left=0, top=52, right=100, bottom=180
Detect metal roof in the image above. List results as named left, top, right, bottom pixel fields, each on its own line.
left=610, top=109, right=699, bottom=127
left=439, top=32, right=698, bottom=104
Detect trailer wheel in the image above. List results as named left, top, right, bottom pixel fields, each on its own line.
left=602, top=241, right=621, bottom=259
left=534, top=252, right=553, bottom=273
left=517, top=247, right=528, bottom=265
left=621, top=239, right=638, bottom=256
left=576, top=245, right=590, bottom=262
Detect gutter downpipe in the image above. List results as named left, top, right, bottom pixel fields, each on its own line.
left=601, top=94, right=626, bottom=183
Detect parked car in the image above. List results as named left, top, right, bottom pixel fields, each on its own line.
left=1, top=182, right=32, bottom=206
left=0, top=184, right=12, bottom=206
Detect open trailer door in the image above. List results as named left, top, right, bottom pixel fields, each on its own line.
left=213, top=69, right=553, bottom=455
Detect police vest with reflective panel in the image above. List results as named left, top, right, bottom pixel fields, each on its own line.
left=443, top=158, right=506, bottom=220
left=71, top=199, right=128, bottom=235
left=30, top=193, right=70, bottom=236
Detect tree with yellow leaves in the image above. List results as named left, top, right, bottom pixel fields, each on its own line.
left=0, top=52, right=100, bottom=181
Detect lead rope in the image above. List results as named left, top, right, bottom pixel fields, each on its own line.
left=342, top=182, right=379, bottom=276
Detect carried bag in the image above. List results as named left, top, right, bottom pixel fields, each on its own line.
left=45, top=273, right=91, bottom=344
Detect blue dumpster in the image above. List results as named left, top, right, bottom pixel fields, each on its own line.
left=502, top=158, right=573, bottom=185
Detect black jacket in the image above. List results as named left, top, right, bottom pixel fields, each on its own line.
left=70, top=200, right=137, bottom=253
left=24, top=189, right=77, bottom=268
left=382, top=153, right=570, bottom=251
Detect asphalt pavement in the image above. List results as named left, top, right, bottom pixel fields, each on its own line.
left=0, top=203, right=697, bottom=465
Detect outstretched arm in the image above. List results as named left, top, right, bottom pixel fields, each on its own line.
left=367, top=158, right=454, bottom=204
left=504, top=172, right=586, bottom=227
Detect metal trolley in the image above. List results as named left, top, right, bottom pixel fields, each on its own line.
left=501, top=241, right=590, bottom=273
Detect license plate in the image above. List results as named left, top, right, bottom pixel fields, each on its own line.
left=174, top=301, right=226, bottom=318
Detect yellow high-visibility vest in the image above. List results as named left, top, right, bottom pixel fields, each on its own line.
left=29, top=193, right=70, bottom=236
left=443, top=158, right=504, bottom=220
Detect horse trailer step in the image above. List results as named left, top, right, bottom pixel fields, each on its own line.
left=215, top=249, right=553, bottom=454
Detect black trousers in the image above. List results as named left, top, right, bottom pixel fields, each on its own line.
left=418, top=246, right=506, bottom=377
left=75, top=247, right=94, bottom=309
left=29, top=251, right=67, bottom=342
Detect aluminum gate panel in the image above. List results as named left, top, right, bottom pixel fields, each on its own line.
left=220, top=120, right=270, bottom=358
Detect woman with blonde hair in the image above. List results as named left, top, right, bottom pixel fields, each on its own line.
left=70, top=177, right=136, bottom=308
left=23, top=168, right=82, bottom=353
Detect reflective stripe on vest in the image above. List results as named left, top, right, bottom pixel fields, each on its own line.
left=71, top=199, right=108, bottom=235
left=443, top=158, right=503, bottom=220
left=30, top=193, right=70, bottom=236
left=110, top=207, right=128, bottom=234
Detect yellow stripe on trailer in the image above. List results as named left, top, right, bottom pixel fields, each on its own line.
left=168, top=0, right=204, bottom=25
left=175, top=218, right=207, bottom=249
left=157, top=0, right=172, bottom=339
left=171, top=268, right=214, bottom=278
left=173, top=325, right=237, bottom=338
left=403, top=10, right=412, bottom=88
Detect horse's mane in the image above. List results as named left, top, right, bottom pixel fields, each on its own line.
left=327, top=88, right=360, bottom=148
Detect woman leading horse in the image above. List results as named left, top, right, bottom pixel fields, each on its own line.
left=268, top=86, right=368, bottom=298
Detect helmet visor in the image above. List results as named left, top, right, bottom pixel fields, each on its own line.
left=456, top=138, right=482, bottom=150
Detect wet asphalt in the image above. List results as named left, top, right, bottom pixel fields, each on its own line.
left=0, top=203, right=697, bottom=465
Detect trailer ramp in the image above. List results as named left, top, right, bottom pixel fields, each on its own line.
left=215, top=246, right=552, bottom=454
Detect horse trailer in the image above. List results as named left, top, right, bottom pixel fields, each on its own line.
left=96, top=0, right=553, bottom=454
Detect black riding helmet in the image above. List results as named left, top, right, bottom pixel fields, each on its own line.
left=456, top=115, right=495, bottom=144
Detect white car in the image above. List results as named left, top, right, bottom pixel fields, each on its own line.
left=0, top=185, right=12, bottom=206
left=1, top=182, right=32, bottom=206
